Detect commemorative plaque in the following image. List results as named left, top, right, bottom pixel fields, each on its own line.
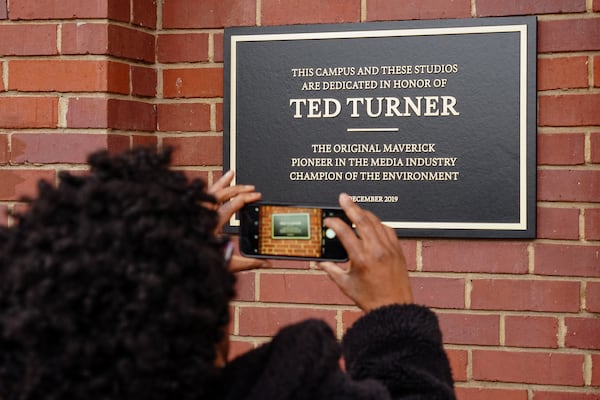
left=224, top=17, right=537, bottom=238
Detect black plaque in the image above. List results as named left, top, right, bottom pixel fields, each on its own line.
left=224, top=17, right=536, bottom=238
left=272, top=213, right=311, bottom=239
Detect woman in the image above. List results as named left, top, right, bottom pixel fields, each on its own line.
left=0, top=147, right=454, bottom=399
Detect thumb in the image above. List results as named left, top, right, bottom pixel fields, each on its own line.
left=229, top=255, right=271, bottom=272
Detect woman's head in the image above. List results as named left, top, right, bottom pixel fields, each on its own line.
left=0, top=147, right=235, bottom=399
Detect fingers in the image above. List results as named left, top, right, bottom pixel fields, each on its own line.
left=207, top=171, right=262, bottom=231
left=218, top=191, right=262, bottom=219
left=318, top=261, right=349, bottom=289
left=338, top=193, right=387, bottom=246
left=208, top=170, right=235, bottom=195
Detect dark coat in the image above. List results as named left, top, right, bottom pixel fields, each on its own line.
left=218, top=304, right=455, bottom=400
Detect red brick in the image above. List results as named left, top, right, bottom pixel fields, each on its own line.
left=0, top=0, right=6, bottom=19
left=262, top=0, right=360, bottom=25
left=536, top=207, right=580, bottom=240
left=585, top=208, right=600, bottom=241
left=533, top=391, right=600, bottom=400
left=438, top=313, right=499, bottom=345
left=341, top=309, right=363, bottom=332
left=593, top=354, right=600, bottom=386
left=67, top=97, right=109, bottom=128
left=538, top=56, right=589, bottom=91
left=107, top=61, right=130, bottom=95
left=455, top=387, right=528, bottom=400
left=107, top=99, right=156, bottom=132
left=0, top=134, right=8, bottom=164
left=0, top=97, right=58, bottom=129
left=162, top=0, right=255, bottom=29
left=131, top=66, right=157, bottom=98
left=214, top=33, right=224, bottom=63
left=227, top=340, right=255, bottom=361
left=472, top=350, right=584, bottom=385
left=108, top=25, right=155, bottom=63
left=0, top=170, right=56, bottom=201
left=476, top=0, right=585, bottom=16
left=587, top=282, right=600, bottom=313
left=538, top=133, right=585, bottom=166
left=61, top=23, right=108, bottom=55
left=233, top=271, right=255, bottom=302
left=538, top=170, right=600, bottom=203
left=131, top=135, right=157, bottom=149
left=8, top=60, right=121, bottom=93
left=180, top=170, right=210, bottom=185
left=422, top=240, right=528, bottom=274
left=411, top=277, right=465, bottom=309
left=0, top=62, right=4, bottom=92
left=11, top=133, right=109, bottom=164
left=535, top=243, right=600, bottom=278
left=106, top=134, right=131, bottom=155
left=595, top=0, right=600, bottom=11
left=591, top=132, right=600, bottom=164
left=0, top=24, right=57, bottom=55
left=400, top=240, right=419, bottom=271
left=595, top=56, right=600, bottom=88
left=260, top=273, right=353, bottom=305
left=157, top=33, right=209, bottom=63
left=157, top=103, right=211, bottom=132
left=163, top=68, right=223, bottom=98
left=9, top=0, right=108, bottom=19
left=538, top=18, right=600, bottom=53
left=132, top=0, right=156, bottom=28
left=367, top=0, right=471, bottom=21
left=471, top=279, right=580, bottom=312
left=107, top=0, right=130, bottom=22
left=162, top=136, right=223, bottom=166
left=446, top=349, right=468, bottom=382
left=505, top=316, right=559, bottom=348
left=565, top=318, right=600, bottom=350
left=237, top=306, right=336, bottom=337
left=539, top=94, right=600, bottom=127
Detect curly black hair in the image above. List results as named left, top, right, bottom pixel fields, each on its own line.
left=0, top=147, right=235, bottom=399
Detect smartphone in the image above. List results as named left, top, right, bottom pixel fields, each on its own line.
left=239, top=202, right=350, bottom=261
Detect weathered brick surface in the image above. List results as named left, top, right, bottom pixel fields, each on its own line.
left=367, top=0, right=471, bottom=21
left=11, top=133, right=109, bottom=164
left=536, top=206, right=580, bottom=240
left=0, top=97, right=58, bottom=128
left=0, top=25, right=57, bottom=55
left=472, top=350, right=585, bottom=385
left=162, top=0, right=256, bottom=29
left=262, top=0, right=361, bottom=25
left=9, top=0, right=109, bottom=20
left=476, top=0, right=586, bottom=16
left=537, top=132, right=585, bottom=165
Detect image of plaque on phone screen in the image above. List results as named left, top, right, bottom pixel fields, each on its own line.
left=239, top=203, right=350, bottom=261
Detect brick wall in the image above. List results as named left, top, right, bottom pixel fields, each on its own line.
left=0, top=0, right=599, bottom=398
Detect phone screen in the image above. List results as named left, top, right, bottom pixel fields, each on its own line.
left=239, top=203, right=349, bottom=261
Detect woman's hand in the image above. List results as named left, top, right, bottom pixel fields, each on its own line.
left=318, top=193, right=413, bottom=312
left=208, top=170, right=261, bottom=231
left=208, top=171, right=270, bottom=272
